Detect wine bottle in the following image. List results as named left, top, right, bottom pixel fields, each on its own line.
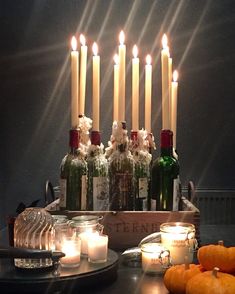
left=131, top=131, right=151, bottom=211
left=87, top=131, right=109, bottom=211
left=151, top=129, right=180, bottom=211
left=59, top=129, right=87, bottom=211
left=108, top=122, right=135, bottom=211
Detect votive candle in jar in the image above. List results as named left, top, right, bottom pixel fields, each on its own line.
left=141, top=243, right=170, bottom=275
left=160, top=222, right=197, bottom=265
left=60, top=237, right=81, bottom=268
left=88, top=234, right=108, bottom=263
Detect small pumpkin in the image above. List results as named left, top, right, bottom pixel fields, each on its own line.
left=164, top=262, right=203, bottom=294
left=197, top=240, right=235, bottom=273
left=186, top=267, right=235, bottom=294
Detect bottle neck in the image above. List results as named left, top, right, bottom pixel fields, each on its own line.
left=161, top=146, right=173, bottom=157
left=69, top=129, right=79, bottom=152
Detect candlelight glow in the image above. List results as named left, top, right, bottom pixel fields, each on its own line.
left=173, top=70, right=178, bottom=82
left=71, top=36, right=77, bottom=51
left=80, top=34, right=86, bottom=46
left=119, top=30, right=125, bottom=45
left=162, top=34, right=168, bottom=49
left=113, top=54, right=119, bottom=65
left=146, top=54, right=151, bottom=65
left=92, top=42, right=98, bottom=56
left=132, top=45, right=138, bottom=58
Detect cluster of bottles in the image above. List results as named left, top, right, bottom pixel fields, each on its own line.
left=59, top=121, right=181, bottom=212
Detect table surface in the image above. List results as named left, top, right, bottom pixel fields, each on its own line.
left=0, top=225, right=235, bottom=293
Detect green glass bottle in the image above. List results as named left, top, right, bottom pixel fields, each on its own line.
left=108, top=122, right=135, bottom=211
left=131, top=131, right=151, bottom=211
left=59, top=129, right=87, bottom=211
left=87, top=131, right=109, bottom=211
left=151, top=129, right=180, bottom=211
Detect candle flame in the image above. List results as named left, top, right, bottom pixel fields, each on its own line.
left=132, top=45, right=138, bottom=58
left=146, top=54, right=151, bottom=65
left=173, top=70, right=178, bottom=82
left=119, top=30, right=125, bottom=45
left=80, top=34, right=86, bottom=46
left=92, top=42, right=98, bottom=56
left=113, top=54, right=119, bottom=64
left=162, top=34, right=168, bottom=49
left=71, top=36, right=77, bottom=51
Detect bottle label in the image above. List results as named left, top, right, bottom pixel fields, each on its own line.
left=151, top=199, right=156, bottom=211
left=81, top=175, right=87, bottom=210
left=117, top=173, right=132, bottom=192
left=93, top=177, right=109, bottom=211
left=173, top=176, right=180, bottom=211
left=142, top=198, right=148, bottom=211
left=59, top=178, right=67, bottom=208
left=138, top=178, right=148, bottom=198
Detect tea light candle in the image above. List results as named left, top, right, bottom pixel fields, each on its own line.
left=60, top=237, right=81, bottom=268
left=141, top=243, right=170, bottom=274
left=160, top=222, right=196, bottom=265
left=79, top=231, right=99, bottom=255
left=88, top=234, right=108, bottom=263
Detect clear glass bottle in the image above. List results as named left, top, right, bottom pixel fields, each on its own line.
left=108, top=122, right=135, bottom=211
left=151, top=130, right=180, bottom=211
left=59, top=129, right=88, bottom=211
left=87, top=131, right=109, bottom=211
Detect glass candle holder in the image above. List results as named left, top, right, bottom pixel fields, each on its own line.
left=70, top=215, right=103, bottom=255
left=141, top=243, right=170, bottom=275
left=60, top=236, right=81, bottom=268
left=87, top=234, right=108, bottom=263
left=160, top=222, right=197, bottom=265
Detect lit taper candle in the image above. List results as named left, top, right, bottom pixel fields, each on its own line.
left=92, top=42, right=100, bottom=131
left=71, top=36, right=79, bottom=129
left=145, top=54, right=152, bottom=133
left=171, top=70, right=178, bottom=149
left=113, top=54, right=119, bottom=122
left=79, top=34, right=87, bottom=116
left=132, top=45, right=139, bottom=131
left=161, top=34, right=170, bottom=129
left=118, top=30, right=126, bottom=122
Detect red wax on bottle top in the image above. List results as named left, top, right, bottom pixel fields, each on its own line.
left=69, top=129, right=79, bottom=149
left=91, top=131, right=101, bottom=146
left=161, top=129, right=173, bottom=148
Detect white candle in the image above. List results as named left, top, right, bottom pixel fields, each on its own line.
left=71, top=36, right=79, bottom=129
left=79, top=231, right=99, bottom=255
left=79, top=34, right=87, bottom=116
left=60, top=237, right=81, bottom=267
left=141, top=243, right=170, bottom=274
left=145, top=54, right=152, bottom=133
left=88, top=234, right=108, bottom=263
left=132, top=45, right=139, bottom=131
left=161, top=34, right=170, bottom=129
left=171, top=70, right=178, bottom=149
left=92, top=42, right=100, bottom=131
left=113, top=54, right=119, bottom=122
left=160, top=223, right=196, bottom=265
left=118, top=30, right=126, bottom=122
left=168, top=57, right=172, bottom=128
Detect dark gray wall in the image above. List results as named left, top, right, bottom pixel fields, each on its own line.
left=1, top=0, right=235, bottom=228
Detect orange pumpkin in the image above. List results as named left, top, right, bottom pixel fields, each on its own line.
left=197, top=240, right=235, bottom=273
left=164, top=263, right=202, bottom=294
left=186, top=267, right=235, bottom=294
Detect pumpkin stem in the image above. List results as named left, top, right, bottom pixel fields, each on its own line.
left=218, top=240, right=224, bottom=246
left=184, top=256, right=190, bottom=270
left=212, top=267, right=220, bottom=278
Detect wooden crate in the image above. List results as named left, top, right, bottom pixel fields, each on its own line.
left=46, top=197, right=200, bottom=250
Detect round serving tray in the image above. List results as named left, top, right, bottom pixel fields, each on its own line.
left=0, top=249, right=118, bottom=293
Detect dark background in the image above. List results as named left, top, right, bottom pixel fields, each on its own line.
left=1, top=0, right=235, bottom=228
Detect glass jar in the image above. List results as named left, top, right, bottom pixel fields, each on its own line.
left=52, top=215, right=72, bottom=250
left=141, top=243, right=171, bottom=274
left=14, top=207, right=54, bottom=269
left=70, top=215, right=103, bottom=255
left=160, top=222, right=197, bottom=265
